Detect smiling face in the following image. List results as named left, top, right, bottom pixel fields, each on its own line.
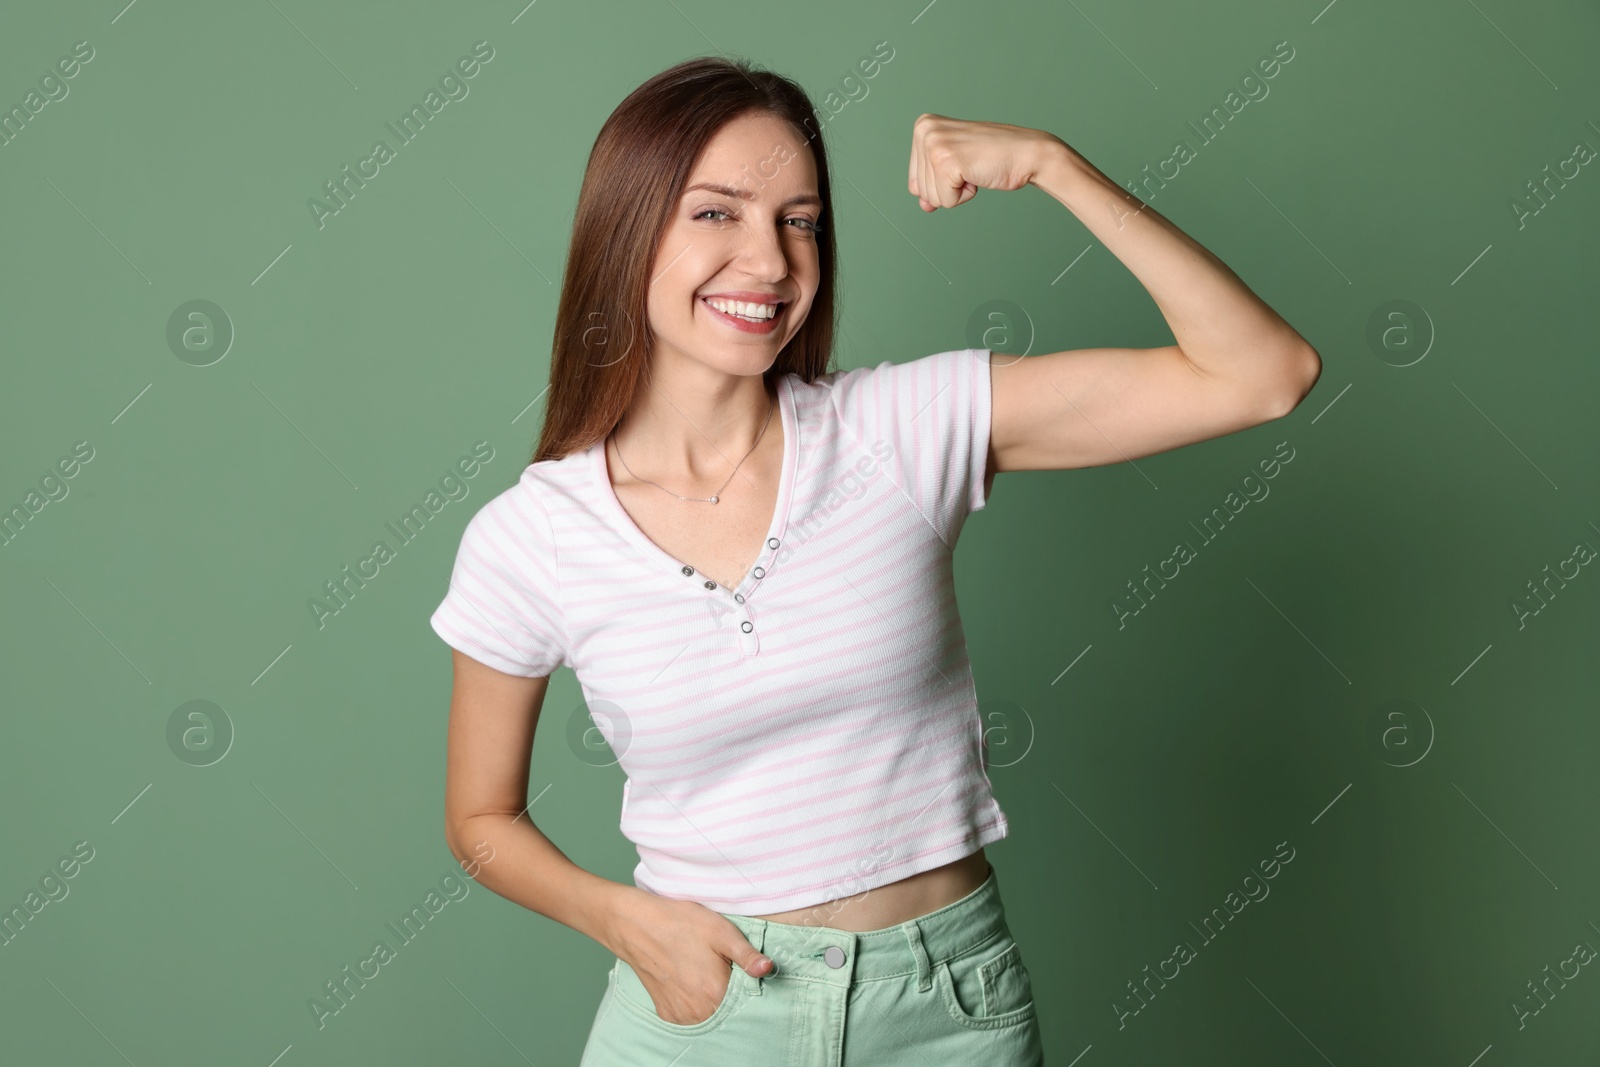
left=646, top=110, right=823, bottom=379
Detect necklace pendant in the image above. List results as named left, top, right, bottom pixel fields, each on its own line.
left=709, top=495, right=719, bottom=504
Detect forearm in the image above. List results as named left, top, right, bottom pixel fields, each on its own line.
left=1030, top=140, right=1317, bottom=393
left=449, top=812, right=638, bottom=958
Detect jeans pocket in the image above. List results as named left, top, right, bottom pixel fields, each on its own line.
left=610, top=957, right=744, bottom=1035
left=937, top=934, right=1038, bottom=1030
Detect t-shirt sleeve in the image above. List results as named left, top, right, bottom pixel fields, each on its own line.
left=826, top=347, right=994, bottom=549
left=429, top=480, right=568, bottom=678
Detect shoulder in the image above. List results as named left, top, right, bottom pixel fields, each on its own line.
left=793, top=348, right=990, bottom=419
left=462, top=453, right=580, bottom=550
left=512, top=446, right=593, bottom=505
left=797, top=348, right=988, bottom=390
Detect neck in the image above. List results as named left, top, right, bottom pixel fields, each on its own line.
left=611, top=363, right=777, bottom=486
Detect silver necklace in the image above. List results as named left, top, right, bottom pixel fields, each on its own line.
left=610, top=393, right=775, bottom=505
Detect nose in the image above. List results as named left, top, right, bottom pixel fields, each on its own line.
left=736, top=218, right=791, bottom=283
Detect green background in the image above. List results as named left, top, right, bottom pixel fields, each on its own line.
left=3, top=0, right=1598, bottom=1063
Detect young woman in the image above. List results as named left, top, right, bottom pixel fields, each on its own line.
left=432, top=56, right=1319, bottom=1066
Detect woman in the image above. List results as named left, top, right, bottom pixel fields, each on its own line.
left=431, top=56, right=1319, bottom=1065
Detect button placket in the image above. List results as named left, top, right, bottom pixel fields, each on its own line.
left=676, top=536, right=782, bottom=657
left=731, top=536, right=781, bottom=655
left=740, top=536, right=779, bottom=596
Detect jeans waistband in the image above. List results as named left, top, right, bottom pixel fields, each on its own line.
left=718, top=864, right=1008, bottom=989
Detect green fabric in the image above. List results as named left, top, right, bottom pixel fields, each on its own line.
left=579, top=869, right=1043, bottom=1065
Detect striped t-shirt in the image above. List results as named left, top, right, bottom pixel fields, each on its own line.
left=429, top=347, right=1009, bottom=914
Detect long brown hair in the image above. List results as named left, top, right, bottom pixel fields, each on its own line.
left=531, top=55, right=837, bottom=465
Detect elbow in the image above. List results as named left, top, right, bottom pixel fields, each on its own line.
left=446, top=816, right=499, bottom=880
left=1262, top=345, right=1321, bottom=420
left=444, top=817, right=472, bottom=863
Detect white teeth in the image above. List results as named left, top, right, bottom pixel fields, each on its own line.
left=705, top=297, right=777, bottom=321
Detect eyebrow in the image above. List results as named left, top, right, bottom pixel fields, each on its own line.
left=682, top=181, right=823, bottom=210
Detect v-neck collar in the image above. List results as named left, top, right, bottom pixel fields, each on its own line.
left=589, top=374, right=798, bottom=605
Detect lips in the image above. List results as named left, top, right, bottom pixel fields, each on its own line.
left=700, top=296, right=785, bottom=333
left=697, top=295, right=784, bottom=316
left=700, top=292, right=785, bottom=306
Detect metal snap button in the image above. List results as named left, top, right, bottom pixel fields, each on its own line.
left=768, top=537, right=779, bottom=549
left=823, top=946, right=846, bottom=968
left=681, top=565, right=694, bottom=577
left=703, top=580, right=716, bottom=590
left=734, top=594, right=744, bottom=604
left=740, top=621, right=753, bottom=633
left=753, top=566, right=765, bottom=579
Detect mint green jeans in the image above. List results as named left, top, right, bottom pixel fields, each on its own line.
left=578, top=865, right=1043, bottom=1066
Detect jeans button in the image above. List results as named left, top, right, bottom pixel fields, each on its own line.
left=823, top=946, right=846, bottom=968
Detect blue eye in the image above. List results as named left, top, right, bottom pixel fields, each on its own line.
left=693, top=208, right=732, bottom=222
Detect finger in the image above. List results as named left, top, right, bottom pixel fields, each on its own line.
left=908, top=120, right=924, bottom=199
left=918, top=149, right=933, bottom=207
left=724, top=931, right=774, bottom=976
left=936, top=158, right=965, bottom=209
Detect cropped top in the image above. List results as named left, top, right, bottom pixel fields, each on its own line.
left=429, top=346, right=1009, bottom=913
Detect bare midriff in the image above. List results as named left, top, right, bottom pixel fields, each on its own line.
left=745, top=848, right=991, bottom=932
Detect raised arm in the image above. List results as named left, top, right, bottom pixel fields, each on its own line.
left=906, top=114, right=1321, bottom=474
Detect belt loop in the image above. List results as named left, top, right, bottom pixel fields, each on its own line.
left=902, top=920, right=933, bottom=992
left=746, top=918, right=768, bottom=997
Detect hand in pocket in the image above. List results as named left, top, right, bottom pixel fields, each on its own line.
left=612, top=891, right=774, bottom=1025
